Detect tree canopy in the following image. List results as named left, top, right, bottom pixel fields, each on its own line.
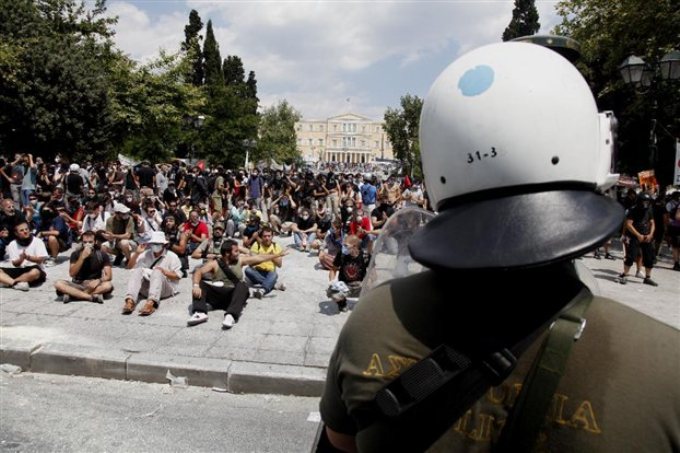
left=555, top=0, right=680, bottom=184
left=256, top=100, right=301, bottom=164
left=502, top=0, right=540, bottom=41
left=384, top=95, right=423, bottom=178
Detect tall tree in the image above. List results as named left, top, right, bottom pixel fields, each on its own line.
left=202, top=20, right=223, bottom=87
left=222, top=55, right=245, bottom=86
left=502, top=0, right=540, bottom=41
left=384, top=95, right=423, bottom=178
left=0, top=0, right=118, bottom=160
left=246, top=71, right=259, bottom=104
left=555, top=0, right=680, bottom=184
left=256, top=100, right=301, bottom=164
left=181, top=9, right=203, bottom=86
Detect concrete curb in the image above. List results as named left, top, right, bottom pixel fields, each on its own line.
left=0, top=340, right=326, bottom=396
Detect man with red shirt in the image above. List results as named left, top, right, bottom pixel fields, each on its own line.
left=348, top=211, right=374, bottom=254
left=181, top=209, right=209, bottom=254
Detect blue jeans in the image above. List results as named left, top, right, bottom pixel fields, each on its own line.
left=244, top=267, right=278, bottom=294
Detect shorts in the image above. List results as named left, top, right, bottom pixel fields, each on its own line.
left=0, top=265, right=46, bottom=286
left=55, top=279, right=114, bottom=296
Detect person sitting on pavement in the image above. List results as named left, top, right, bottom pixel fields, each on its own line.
left=291, top=208, right=317, bottom=252
left=53, top=230, right=113, bottom=304
left=244, top=225, right=286, bottom=298
left=181, top=208, right=209, bottom=255
left=0, top=221, right=48, bottom=291
left=36, top=202, right=71, bottom=266
left=226, top=198, right=248, bottom=238
left=191, top=221, right=228, bottom=262
left=241, top=209, right=262, bottom=248
left=319, top=219, right=344, bottom=271
left=187, top=238, right=289, bottom=329
left=161, top=214, right=189, bottom=277
left=0, top=198, right=27, bottom=259
left=326, top=234, right=369, bottom=312
left=101, top=203, right=136, bottom=266
left=122, top=231, right=182, bottom=316
left=79, top=201, right=108, bottom=235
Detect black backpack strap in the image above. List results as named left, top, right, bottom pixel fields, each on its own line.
left=495, top=287, right=592, bottom=452
left=217, top=259, right=241, bottom=285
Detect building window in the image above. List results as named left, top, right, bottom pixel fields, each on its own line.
left=333, top=139, right=337, bottom=147
left=352, top=137, right=356, bottom=147
left=320, top=125, right=324, bottom=131
left=333, top=124, right=337, bottom=131
left=318, top=139, right=324, bottom=146
left=362, top=126, right=366, bottom=132
left=375, top=140, right=379, bottom=147
left=361, top=140, right=365, bottom=147
left=353, top=124, right=357, bottom=132
left=308, top=139, right=313, bottom=145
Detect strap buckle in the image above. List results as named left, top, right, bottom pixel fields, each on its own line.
left=480, top=348, right=517, bottom=386
left=555, top=313, right=587, bottom=341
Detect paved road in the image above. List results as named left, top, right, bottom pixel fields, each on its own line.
left=0, top=235, right=678, bottom=396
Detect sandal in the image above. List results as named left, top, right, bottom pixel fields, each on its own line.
left=121, top=297, right=135, bottom=315
left=138, top=300, right=157, bottom=316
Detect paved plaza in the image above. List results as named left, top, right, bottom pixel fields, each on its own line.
left=1, top=236, right=678, bottom=396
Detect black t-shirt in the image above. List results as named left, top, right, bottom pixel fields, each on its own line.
left=626, top=205, right=653, bottom=236
left=69, top=249, right=111, bottom=283
left=333, top=251, right=368, bottom=283
left=136, top=166, right=155, bottom=189
left=371, top=205, right=395, bottom=229
left=66, top=173, right=84, bottom=195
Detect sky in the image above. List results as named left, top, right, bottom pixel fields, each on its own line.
left=105, top=0, right=563, bottom=121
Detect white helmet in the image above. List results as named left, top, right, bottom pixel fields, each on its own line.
left=69, top=163, right=80, bottom=173
left=410, top=42, right=623, bottom=270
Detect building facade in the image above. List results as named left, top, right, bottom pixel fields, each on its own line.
left=295, top=113, right=393, bottom=163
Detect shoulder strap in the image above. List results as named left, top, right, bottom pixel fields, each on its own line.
left=149, top=254, right=165, bottom=269
left=217, top=259, right=241, bottom=285
left=495, top=288, right=592, bottom=452
left=354, top=285, right=592, bottom=452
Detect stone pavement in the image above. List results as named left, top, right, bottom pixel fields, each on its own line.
left=1, top=236, right=678, bottom=396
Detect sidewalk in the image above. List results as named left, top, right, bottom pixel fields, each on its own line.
left=1, top=237, right=678, bottom=396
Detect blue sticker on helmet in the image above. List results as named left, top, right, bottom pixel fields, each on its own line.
left=458, top=65, right=494, bottom=96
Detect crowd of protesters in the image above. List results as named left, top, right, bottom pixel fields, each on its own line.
left=0, top=152, right=432, bottom=324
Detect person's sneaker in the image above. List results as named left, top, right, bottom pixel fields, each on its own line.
left=275, top=282, right=286, bottom=291
left=62, top=294, right=71, bottom=304
left=634, top=270, right=644, bottom=279
left=618, top=274, right=627, bottom=285
left=187, top=312, right=208, bottom=326
left=643, top=277, right=658, bottom=287
left=337, top=298, right=348, bottom=312
left=222, top=314, right=235, bottom=329
left=252, top=289, right=263, bottom=299
left=673, top=262, right=680, bottom=271
left=44, top=258, right=56, bottom=267
left=13, top=282, right=29, bottom=291
left=605, top=253, right=615, bottom=260
left=91, top=294, right=104, bottom=304
left=593, top=251, right=601, bottom=259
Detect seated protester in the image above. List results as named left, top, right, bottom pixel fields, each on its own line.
left=36, top=202, right=71, bottom=266
left=80, top=201, right=108, bottom=235
left=53, top=230, right=113, bottom=303
left=161, top=215, right=189, bottom=276
left=244, top=226, right=286, bottom=298
left=163, top=198, right=187, bottom=225
left=24, top=193, right=42, bottom=231
left=191, top=221, right=228, bottom=262
left=311, top=201, right=333, bottom=252
left=348, top=210, right=376, bottom=254
left=370, top=193, right=396, bottom=232
left=242, top=210, right=262, bottom=248
left=101, top=203, right=136, bottom=266
left=0, top=221, right=48, bottom=291
left=61, top=197, right=85, bottom=235
left=268, top=191, right=296, bottom=235
left=319, top=219, right=345, bottom=270
left=162, top=180, right=179, bottom=204
left=198, top=204, right=213, bottom=231
left=339, top=197, right=356, bottom=231
left=291, top=208, right=317, bottom=252
left=122, top=231, right=182, bottom=316
left=0, top=198, right=27, bottom=259
left=226, top=198, right=248, bottom=238
left=327, top=235, right=369, bottom=311
left=137, top=201, right=163, bottom=244
left=181, top=209, right=210, bottom=254
left=187, top=239, right=288, bottom=329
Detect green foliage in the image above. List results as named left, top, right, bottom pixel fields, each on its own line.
left=223, top=55, right=245, bottom=86
left=384, top=95, right=423, bottom=178
left=555, top=0, right=680, bottom=184
left=502, top=0, right=540, bottom=41
left=256, top=100, right=301, bottom=164
left=181, top=9, right=203, bottom=87
left=202, top=20, right=223, bottom=87
left=0, top=0, right=118, bottom=160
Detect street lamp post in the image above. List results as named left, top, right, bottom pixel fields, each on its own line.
left=242, top=138, right=256, bottom=169
left=619, top=50, right=680, bottom=172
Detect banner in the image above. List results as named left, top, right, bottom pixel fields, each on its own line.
left=637, top=169, right=658, bottom=192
